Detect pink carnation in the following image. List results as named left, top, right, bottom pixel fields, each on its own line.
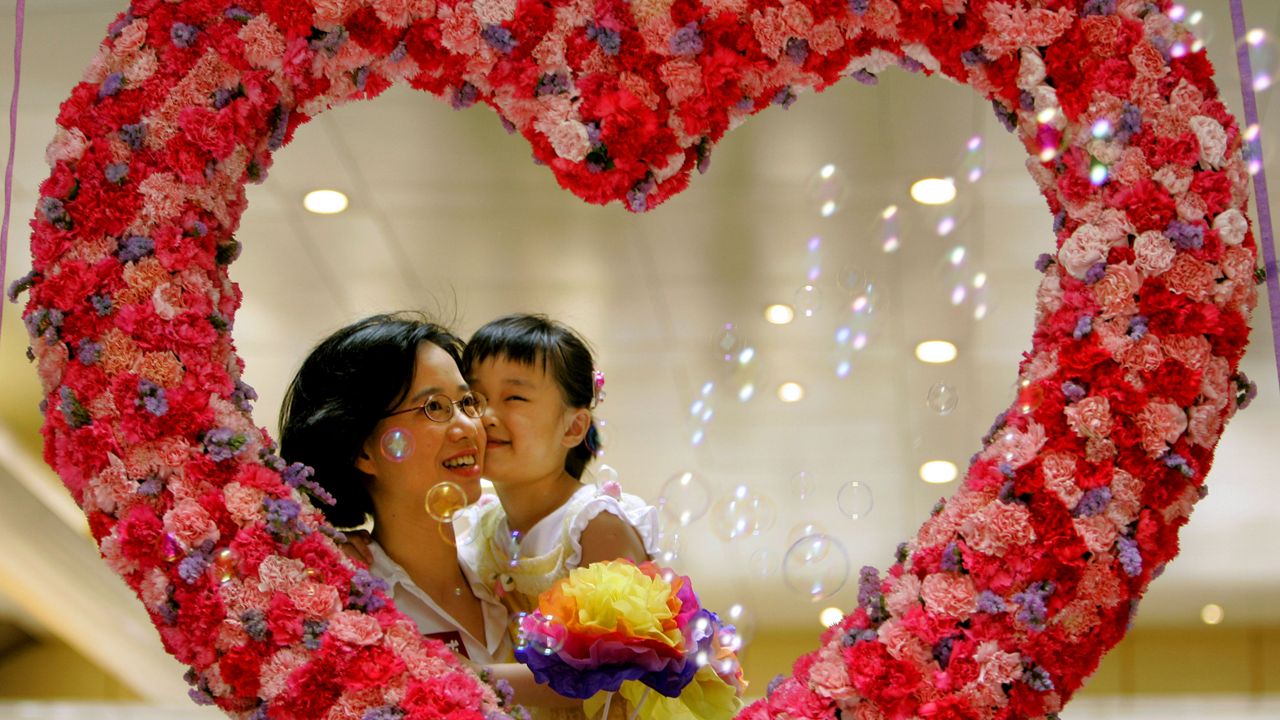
left=1073, top=515, right=1117, bottom=554
left=373, top=0, right=437, bottom=26
left=1093, top=263, right=1140, bottom=317
left=439, top=5, right=482, bottom=55
left=240, top=16, right=287, bottom=71
left=256, top=555, right=308, bottom=594
left=808, top=654, right=856, bottom=700
left=328, top=611, right=384, bottom=646
left=164, top=498, right=220, bottom=549
left=1136, top=401, right=1188, bottom=456
left=289, top=582, right=343, bottom=619
left=1186, top=403, right=1223, bottom=447
left=1162, top=334, right=1211, bottom=371
left=921, top=573, right=977, bottom=619
left=960, top=500, right=1035, bottom=556
left=884, top=572, right=922, bottom=618
left=1065, top=395, right=1113, bottom=439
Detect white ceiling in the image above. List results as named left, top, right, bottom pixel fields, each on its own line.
left=0, top=0, right=1278, bottom=698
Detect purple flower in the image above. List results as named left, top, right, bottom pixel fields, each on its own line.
left=267, top=105, right=290, bottom=151
left=283, top=461, right=336, bottom=506
left=212, top=88, right=236, bottom=109
left=1117, top=536, right=1142, bottom=576
left=232, top=378, right=258, bottom=412
left=350, top=568, right=391, bottom=612
left=1236, top=372, right=1259, bottom=409
left=117, top=235, right=155, bottom=263
left=900, top=56, right=924, bottom=73
left=1166, top=220, right=1204, bottom=250
left=108, top=12, right=134, bottom=38
left=895, top=541, right=911, bottom=564
left=696, top=138, right=712, bottom=174
left=670, top=23, right=703, bottom=56
left=99, top=72, right=124, bottom=99
left=1018, top=91, right=1036, bottom=112
left=850, top=69, right=878, bottom=85
left=89, top=293, right=114, bottom=316
left=59, top=387, right=91, bottom=429
left=960, top=46, right=987, bottom=66
left=1073, top=314, right=1093, bottom=340
left=451, top=82, right=478, bottom=110
left=992, top=99, right=1017, bottom=132
left=1085, top=261, right=1107, bottom=284
left=1023, top=664, right=1055, bottom=692
left=390, top=42, right=408, bottom=63
left=7, top=270, right=38, bottom=302
left=188, top=688, right=216, bottom=706
left=39, top=196, right=70, bottom=229
left=976, top=590, right=1006, bottom=614
left=105, top=162, right=129, bottom=184
left=1012, top=583, right=1053, bottom=630
left=138, top=379, right=169, bottom=416
left=1074, top=486, right=1111, bottom=517
left=137, top=475, right=163, bottom=496
left=482, top=25, right=517, bottom=54
left=627, top=176, right=656, bottom=213
left=1083, top=0, right=1116, bottom=14
left=536, top=72, right=570, bottom=96
left=1053, top=211, right=1066, bottom=232
left=171, top=22, right=199, bottom=48
left=76, top=340, right=102, bottom=366
left=940, top=541, right=964, bottom=572
left=362, top=707, right=405, bottom=720
left=224, top=7, right=253, bottom=22
left=766, top=674, right=786, bottom=696
left=1034, top=253, right=1054, bottom=272
left=1128, top=315, right=1148, bottom=339
left=772, top=86, right=797, bottom=109
left=1061, top=380, right=1086, bottom=402
left=265, top=496, right=301, bottom=530
left=785, top=38, right=810, bottom=64
left=586, top=23, right=621, bottom=55
left=204, top=428, right=247, bottom=461
left=1163, top=452, right=1194, bottom=478
left=310, top=28, right=347, bottom=54
left=933, top=636, right=955, bottom=669
left=303, top=619, right=328, bottom=650
left=354, top=66, right=370, bottom=92
left=848, top=0, right=869, bottom=14
left=120, top=122, right=147, bottom=150
left=178, top=553, right=210, bottom=584
left=1116, top=102, right=1142, bottom=143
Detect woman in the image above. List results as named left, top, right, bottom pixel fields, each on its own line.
left=278, top=312, right=507, bottom=661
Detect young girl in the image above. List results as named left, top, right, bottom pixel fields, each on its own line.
left=458, top=314, right=662, bottom=719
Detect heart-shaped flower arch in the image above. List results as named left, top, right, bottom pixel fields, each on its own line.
left=15, top=0, right=1258, bottom=718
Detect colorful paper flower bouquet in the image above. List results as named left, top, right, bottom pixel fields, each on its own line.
left=514, top=560, right=745, bottom=720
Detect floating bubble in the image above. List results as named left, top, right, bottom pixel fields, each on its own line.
left=1242, top=28, right=1278, bottom=92
left=524, top=615, right=567, bottom=656
left=593, top=417, right=612, bottom=455
left=879, top=205, right=901, bottom=253
left=787, top=521, right=827, bottom=547
left=794, top=284, right=822, bottom=318
left=511, top=612, right=530, bottom=650
left=1016, top=382, right=1046, bottom=415
left=1244, top=124, right=1263, bottom=176
left=380, top=427, right=414, bottom=462
left=788, top=470, right=816, bottom=501
left=837, top=265, right=868, bottom=297
left=444, top=509, right=479, bottom=548
left=656, top=528, right=683, bottom=564
left=213, top=547, right=240, bottom=585
left=1089, top=160, right=1109, bottom=186
left=162, top=533, right=182, bottom=562
left=594, top=464, right=619, bottom=486
left=806, top=235, right=823, bottom=282
left=836, top=481, right=874, bottom=520
left=506, top=530, right=523, bottom=568
left=425, top=481, right=467, bottom=523
left=722, top=602, right=756, bottom=645
left=807, top=163, right=850, bottom=217
left=783, top=534, right=849, bottom=602
left=709, top=485, right=777, bottom=541
left=1169, top=4, right=1211, bottom=56
left=927, top=382, right=959, bottom=415
left=659, top=471, right=713, bottom=526
left=962, top=135, right=985, bottom=184
left=715, top=324, right=744, bottom=362
left=749, top=548, right=779, bottom=579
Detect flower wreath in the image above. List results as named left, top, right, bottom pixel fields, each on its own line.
left=14, top=0, right=1257, bottom=719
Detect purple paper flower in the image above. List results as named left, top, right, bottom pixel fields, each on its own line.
left=179, top=553, right=210, bottom=584
left=39, top=196, right=71, bottom=229
left=670, top=23, right=703, bottom=56
left=992, top=99, right=1017, bottom=132
left=940, top=541, right=964, bottom=572
left=303, top=619, right=328, bottom=650
left=1023, top=664, right=1055, bottom=692
left=1012, top=582, right=1053, bottom=631
left=961, top=46, right=988, bottom=66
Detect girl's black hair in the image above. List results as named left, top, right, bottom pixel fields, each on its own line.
left=462, top=314, right=599, bottom=479
left=279, top=312, right=465, bottom=528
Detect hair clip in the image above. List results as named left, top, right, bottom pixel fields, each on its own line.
left=591, top=369, right=606, bottom=408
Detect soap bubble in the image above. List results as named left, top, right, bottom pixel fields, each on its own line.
left=836, top=481, right=874, bottom=520
left=962, top=135, right=985, bottom=184
left=807, top=163, right=850, bottom=217
left=521, top=614, right=567, bottom=656
left=656, top=529, right=682, bottom=564
left=1168, top=4, right=1212, bottom=57
left=878, top=205, right=902, bottom=253
left=715, top=323, right=744, bottom=362
left=926, top=382, right=959, bottom=415
left=783, top=534, right=849, bottom=602
left=213, top=547, right=240, bottom=585
left=710, top=485, right=777, bottom=541
left=1241, top=28, right=1278, bottom=92
left=787, top=521, right=827, bottom=547
left=749, top=548, right=779, bottom=578
left=594, top=464, right=619, bottom=486
left=425, top=481, right=467, bottom=523
left=380, top=427, right=414, bottom=462
left=722, top=602, right=756, bottom=645
left=788, top=470, right=816, bottom=501
left=659, top=471, right=712, bottom=526
left=794, top=284, right=822, bottom=318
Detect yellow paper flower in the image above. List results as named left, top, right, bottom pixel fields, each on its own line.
left=543, top=560, right=684, bottom=649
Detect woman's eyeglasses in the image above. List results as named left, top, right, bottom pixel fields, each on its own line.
left=383, top=391, right=487, bottom=423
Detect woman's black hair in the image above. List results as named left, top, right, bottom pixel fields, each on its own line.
left=462, top=314, right=600, bottom=480
left=278, top=312, right=465, bottom=528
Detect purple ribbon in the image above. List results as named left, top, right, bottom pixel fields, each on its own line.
left=0, top=0, right=24, bottom=339
left=1230, top=0, right=1280, bottom=393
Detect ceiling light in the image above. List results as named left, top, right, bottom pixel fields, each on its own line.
left=1201, top=603, right=1224, bottom=625
left=910, top=177, right=956, bottom=205
left=920, top=461, right=958, bottom=484
left=303, top=189, right=349, bottom=214
left=819, top=607, right=844, bottom=628
left=778, top=382, right=805, bottom=403
left=765, top=304, right=795, bottom=324
left=915, top=340, right=957, bottom=364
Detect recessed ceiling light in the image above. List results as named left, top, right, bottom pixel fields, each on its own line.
left=303, top=189, right=349, bottom=214
left=819, top=607, right=844, bottom=628
left=778, top=382, right=805, bottom=403
left=1201, top=603, right=1224, bottom=625
left=920, top=460, right=958, bottom=484
left=910, top=177, right=956, bottom=205
left=765, top=304, right=795, bottom=324
left=915, top=340, right=958, bottom=364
